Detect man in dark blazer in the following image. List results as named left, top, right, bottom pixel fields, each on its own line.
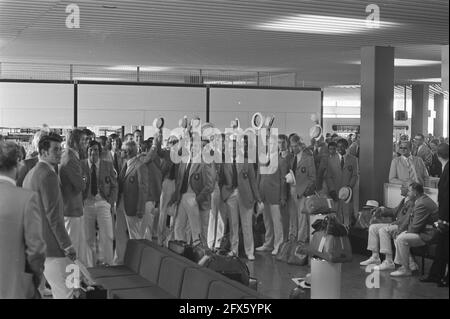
left=170, top=134, right=215, bottom=245
left=23, top=133, right=76, bottom=299
left=81, top=140, right=117, bottom=267
left=256, top=134, right=288, bottom=255
left=413, top=133, right=433, bottom=170
left=1, top=141, right=46, bottom=299
left=391, top=182, right=438, bottom=277
left=287, top=134, right=316, bottom=243
left=220, top=137, right=262, bottom=260
left=421, top=143, right=449, bottom=286
left=59, top=128, right=88, bottom=265
left=278, top=134, right=292, bottom=241
left=326, top=138, right=358, bottom=226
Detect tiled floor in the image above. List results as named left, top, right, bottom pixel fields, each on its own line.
left=246, top=252, right=449, bottom=299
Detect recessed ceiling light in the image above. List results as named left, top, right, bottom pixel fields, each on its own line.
left=410, top=78, right=442, bottom=82
left=348, top=59, right=441, bottom=66
left=102, top=5, right=117, bottom=9
left=255, top=14, right=400, bottom=34
left=106, top=66, right=171, bottom=72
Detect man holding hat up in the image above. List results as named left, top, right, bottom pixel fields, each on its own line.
left=325, top=138, right=358, bottom=226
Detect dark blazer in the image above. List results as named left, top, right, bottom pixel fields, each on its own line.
left=59, top=148, right=85, bottom=217
left=289, top=150, right=316, bottom=198
left=429, top=153, right=442, bottom=178
left=138, top=147, right=163, bottom=202
left=23, top=162, right=72, bottom=258
left=325, top=153, right=358, bottom=193
left=398, top=194, right=438, bottom=234
left=174, top=161, right=216, bottom=211
left=0, top=179, right=46, bottom=298
left=438, top=161, right=449, bottom=222
left=258, top=154, right=288, bottom=205
left=220, top=162, right=261, bottom=209
left=415, top=144, right=433, bottom=168
left=80, top=159, right=117, bottom=204
left=16, top=156, right=39, bottom=187
left=118, top=157, right=149, bottom=217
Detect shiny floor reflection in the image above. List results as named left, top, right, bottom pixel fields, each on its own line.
left=246, top=252, right=449, bottom=299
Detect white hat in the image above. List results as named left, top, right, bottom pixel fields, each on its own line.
left=309, top=124, right=323, bottom=140
left=153, top=117, right=164, bottom=129
left=363, top=200, right=379, bottom=209
left=338, top=186, right=353, bottom=204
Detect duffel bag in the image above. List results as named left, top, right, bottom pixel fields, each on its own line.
left=276, top=238, right=296, bottom=262
left=304, top=194, right=335, bottom=215
left=307, top=230, right=352, bottom=263
left=287, top=243, right=308, bottom=266
left=168, top=240, right=209, bottom=263
left=199, top=253, right=250, bottom=286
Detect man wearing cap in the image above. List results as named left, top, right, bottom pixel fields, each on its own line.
left=360, top=185, right=415, bottom=271
left=286, top=134, right=316, bottom=243
left=326, top=138, right=358, bottom=226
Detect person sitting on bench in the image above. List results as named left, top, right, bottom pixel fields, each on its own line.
left=360, top=185, right=414, bottom=270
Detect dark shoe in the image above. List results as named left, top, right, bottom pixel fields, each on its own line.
left=419, top=276, right=440, bottom=283
left=437, top=279, right=449, bottom=288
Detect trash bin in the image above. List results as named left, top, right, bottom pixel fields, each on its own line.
left=311, top=257, right=341, bottom=299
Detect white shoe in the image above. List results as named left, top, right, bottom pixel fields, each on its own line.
left=409, top=262, right=419, bottom=272
left=360, top=256, right=381, bottom=266
left=247, top=255, right=255, bottom=261
left=374, top=260, right=395, bottom=271
left=256, top=246, right=272, bottom=252
left=271, top=248, right=280, bottom=256
left=390, top=269, right=412, bottom=277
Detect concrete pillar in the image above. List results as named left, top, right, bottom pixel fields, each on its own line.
left=411, top=84, right=429, bottom=136
left=434, top=94, right=444, bottom=137
left=442, top=45, right=449, bottom=93
left=359, top=46, right=395, bottom=207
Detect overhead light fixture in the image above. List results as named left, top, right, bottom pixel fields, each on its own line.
left=106, top=65, right=171, bottom=72
left=73, top=77, right=126, bottom=81
left=410, top=78, right=442, bottom=82
left=102, top=5, right=118, bottom=9
left=348, top=59, right=441, bottom=66
left=255, top=14, right=400, bottom=34
left=203, top=81, right=256, bottom=85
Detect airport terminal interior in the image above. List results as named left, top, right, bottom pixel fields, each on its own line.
left=0, top=0, right=449, bottom=300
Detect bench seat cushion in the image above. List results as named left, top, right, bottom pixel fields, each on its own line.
left=110, top=286, right=175, bottom=299
left=88, top=266, right=135, bottom=279
left=96, top=275, right=154, bottom=291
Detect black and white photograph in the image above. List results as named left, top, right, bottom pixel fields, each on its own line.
left=0, top=0, right=448, bottom=304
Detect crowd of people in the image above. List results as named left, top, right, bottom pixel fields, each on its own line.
left=0, top=122, right=448, bottom=299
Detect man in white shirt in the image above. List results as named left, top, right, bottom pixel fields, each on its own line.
left=81, top=140, right=117, bottom=267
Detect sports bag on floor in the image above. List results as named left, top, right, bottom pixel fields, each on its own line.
left=199, top=253, right=250, bottom=286
left=304, top=193, right=336, bottom=215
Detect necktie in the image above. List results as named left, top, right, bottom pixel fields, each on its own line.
left=113, top=153, right=119, bottom=174
left=91, top=163, right=98, bottom=196
left=292, top=155, right=298, bottom=171
left=118, top=162, right=128, bottom=197
left=340, top=156, right=345, bottom=170
left=232, top=158, right=238, bottom=188
left=180, top=161, right=192, bottom=195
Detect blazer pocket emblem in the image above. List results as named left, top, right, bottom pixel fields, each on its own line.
left=105, top=176, right=111, bottom=184
left=194, top=173, right=200, bottom=180
left=301, top=167, right=306, bottom=173
left=129, top=176, right=135, bottom=183
left=242, top=171, right=248, bottom=179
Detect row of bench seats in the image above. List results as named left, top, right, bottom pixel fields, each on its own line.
left=88, top=239, right=266, bottom=299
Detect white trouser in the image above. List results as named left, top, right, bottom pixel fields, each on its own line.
left=394, top=231, right=425, bottom=268
left=64, top=216, right=88, bottom=266
left=113, top=199, right=128, bottom=265
left=125, top=201, right=155, bottom=240
left=208, top=184, right=225, bottom=248
left=225, top=189, right=255, bottom=257
left=84, top=197, right=114, bottom=267
left=262, top=202, right=284, bottom=251
left=43, top=257, right=74, bottom=299
left=174, top=192, right=202, bottom=243
left=158, top=179, right=176, bottom=244
left=288, top=191, right=309, bottom=243
left=367, top=223, right=395, bottom=255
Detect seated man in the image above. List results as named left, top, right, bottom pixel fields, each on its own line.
left=390, top=182, right=438, bottom=277
left=389, top=141, right=428, bottom=186
left=360, top=185, right=415, bottom=270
